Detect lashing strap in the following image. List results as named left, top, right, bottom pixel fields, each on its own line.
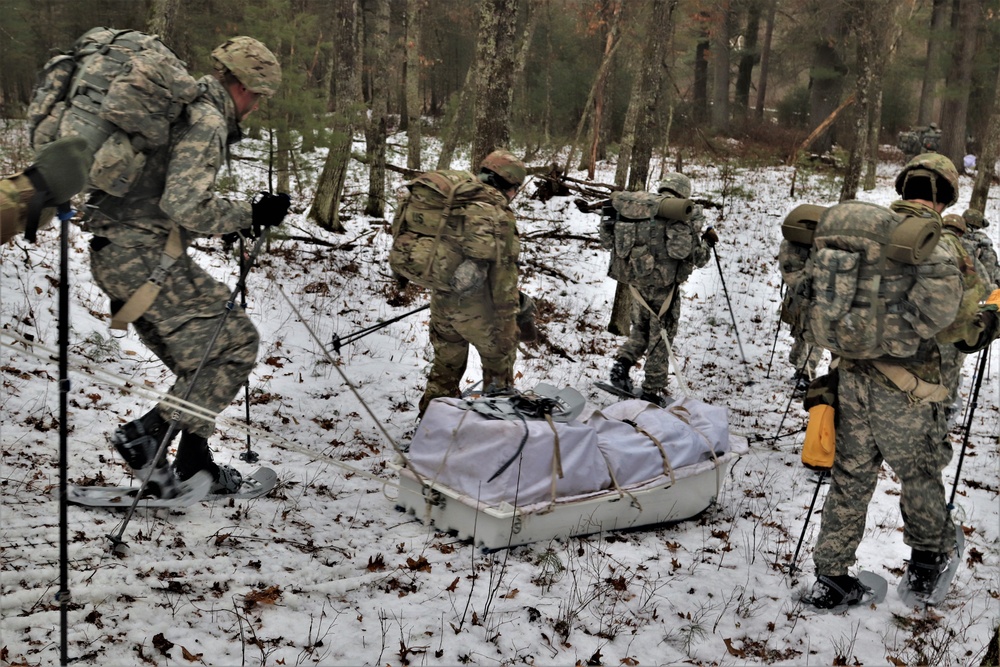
left=110, top=226, right=183, bottom=330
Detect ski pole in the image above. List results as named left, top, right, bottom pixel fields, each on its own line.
left=331, top=303, right=429, bottom=353
left=949, top=347, right=989, bottom=509
left=711, top=244, right=752, bottom=382
left=237, top=236, right=259, bottom=464
left=789, top=470, right=827, bottom=575
left=56, top=205, right=74, bottom=665
left=108, top=228, right=272, bottom=552
left=766, top=285, right=785, bottom=379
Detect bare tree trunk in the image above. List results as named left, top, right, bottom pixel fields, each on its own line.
left=471, top=0, right=521, bottom=171
left=608, top=283, right=632, bottom=336
left=405, top=0, right=423, bottom=170
left=709, top=0, right=732, bottom=131
left=917, top=0, right=948, bottom=125
left=693, top=17, right=710, bottom=124
left=587, top=1, right=623, bottom=179
left=363, top=0, right=390, bottom=217
left=614, top=51, right=641, bottom=189
left=863, top=88, right=884, bottom=190
left=808, top=3, right=849, bottom=153
left=436, top=64, right=474, bottom=170
left=628, top=0, right=677, bottom=191
left=970, top=61, right=1000, bottom=211
left=754, top=0, right=776, bottom=120
left=147, top=0, right=179, bottom=41
left=309, top=0, right=362, bottom=232
left=940, top=0, right=980, bottom=172
left=841, top=0, right=903, bottom=201
left=734, top=1, right=761, bottom=119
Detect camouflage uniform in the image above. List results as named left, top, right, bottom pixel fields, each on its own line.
left=418, top=151, right=524, bottom=415
left=419, top=184, right=520, bottom=414
left=961, top=209, right=1000, bottom=289
left=812, top=190, right=993, bottom=577
left=616, top=219, right=710, bottom=394
left=87, top=73, right=261, bottom=440
left=777, top=239, right=824, bottom=381
left=614, top=180, right=710, bottom=397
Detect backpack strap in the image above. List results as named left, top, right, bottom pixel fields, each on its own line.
left=109, top=226, right=184, bottom=330
left=870, top=361, right=950, bottom=403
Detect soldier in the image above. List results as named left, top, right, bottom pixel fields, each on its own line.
left=962, top=208, right=1000, bottom=289
left=608, top=173, right=716, bottom=406
left=1, top=137, right=91, bottom=245
left=418, top=150, right=526, bottom=416
left=777, top=238, right=826, bottom=395
left=807, top=155, right=998, bottom=609
left=85, top=36, right=289, bottom=498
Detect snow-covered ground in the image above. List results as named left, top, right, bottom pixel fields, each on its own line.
left=2, top=136, right=998, bottom=666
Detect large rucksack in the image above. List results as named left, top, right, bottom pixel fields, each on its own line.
left=780, top=201, right=962, bottom=360
left=599, top=191, right=699, bottom=287
left=389, top=170, right=509, bottom=291
left=27, top=27, right=201, bottom=198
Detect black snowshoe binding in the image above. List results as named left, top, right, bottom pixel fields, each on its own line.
left=211, top=464, right=244, bottom=495
left=899, top=549, right=953, bottom=605
left=111, top=409, right=179, bottom=498
left=640, top=390, right=668, bottom=408
left=802, top=574, right=867, bottom=610
left=609, top=359, right=633, bottom=394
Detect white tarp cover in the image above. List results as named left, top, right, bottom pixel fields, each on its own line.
left=591, top=398, right=730, bottom=486
left=407, top=398, right=612, bottom=506
left=406, top=395, right=733, bottom=507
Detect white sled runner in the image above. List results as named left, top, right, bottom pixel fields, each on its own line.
left=394, top=388, right=746, bottom=550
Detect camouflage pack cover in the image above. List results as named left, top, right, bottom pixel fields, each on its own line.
left=27, top=27, right=202, bottom=197
left=792, top=201, right=962, bottom=359
left=600, top=191, right=703, bottom=287
left=389, top=170, right=511, bottom=291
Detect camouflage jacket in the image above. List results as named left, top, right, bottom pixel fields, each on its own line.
left=483, top=185, right=520, bottom=321
left=85, top=76, right=252, bottom=247
left=964, top=229, right=1000, bottom=289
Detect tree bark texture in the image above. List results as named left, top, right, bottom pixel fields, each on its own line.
left=363, top=0, right=390, bottom=217
left=734, top=1, right=761, bottom=118
left=627, top=0, right=676, bottom=192
left=146, top=0, right=179, bottom=44
left=940, top=0, right=980, bottom=172
left=405, top=0, right=423, bottom=171
left=471, top=0, right=521, bottom=171
left=807, top=3, right=849, bottom=153
left=970, top=59, right=1000, bottom=212
left=310, top=0, right=362, bottom=232
left=710, top=0, right=732, bottom=131
left=917, top=0, right=949, bottom=125
left=754, top=0, right=776, bottom=119
left=436, top=64, right=474, bottom=170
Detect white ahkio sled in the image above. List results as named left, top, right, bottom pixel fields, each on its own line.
left=392, top=384, right=748, bottom=551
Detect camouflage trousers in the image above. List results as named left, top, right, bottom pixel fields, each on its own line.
left=812, top=365, right=955, bottom=576
left=789, top=335, right=824, bottom=381
left=419, top=287, right=518, bottom=415
left=616, top=284, right=681, bottom=393
left=90, top=241, right=259, bottom=438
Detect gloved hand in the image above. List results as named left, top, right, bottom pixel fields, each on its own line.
left=251, top=192, right=292, bottom=236
left=449, top=259, right=488, bottom=296
left=517, top=292, right=539, bottom=343
left=27, top=136, right=92, bottom=206
left=702, top=226, right=719, bottom=247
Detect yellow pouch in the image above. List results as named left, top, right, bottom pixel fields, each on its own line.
left=986, top=289, right=1000, bottom=308
left=802, top=404, right=835, bottom=470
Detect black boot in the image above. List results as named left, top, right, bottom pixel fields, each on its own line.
left=805, top=574, right=866, bottom=609
left=110, top=408, right=178, bottom=497
left=903, top=549, right=951, bottom=601
left=174, top=432, right=242, bottom=495
left=609, top=359, right=633, bottom=393
left=111, top=408, right=171, bottom=471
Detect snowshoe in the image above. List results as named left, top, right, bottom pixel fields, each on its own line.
left=800, top=571, right=888, bottom=613
left=111, top=409, right=173, bottom=472
left=897, top=526, right=964, bottom=607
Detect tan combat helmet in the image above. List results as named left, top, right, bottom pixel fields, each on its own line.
left=658, top=173, right=692, bottom=199
left=479, top=150, right=526, bottom=188
left=894, top=153, right=959, bottom=207
left=963, top=208, right=988, bottom=229
left=942, top=213, right=967, bottom=234
left=211, top=37, right=282, bottom=97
